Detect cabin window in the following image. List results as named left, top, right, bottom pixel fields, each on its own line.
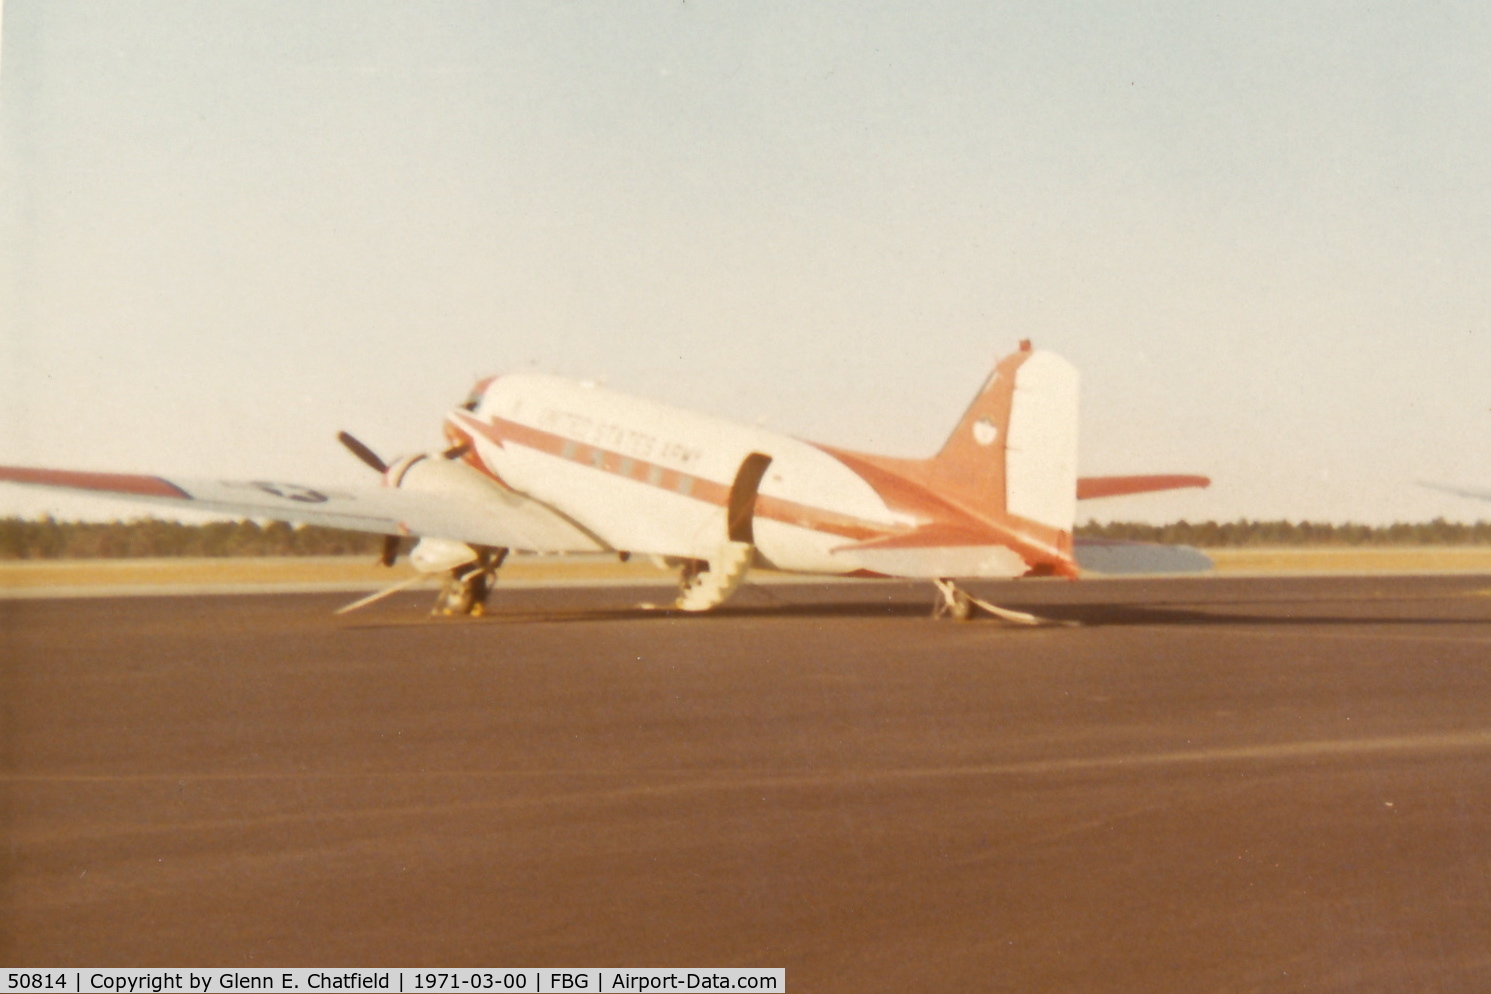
left=619, top=458, right=634, bottom=477
left=561, top=440, right=577, bottom=460
left=647, top=465, right=664, bottom=486
left=677, top=475, right=694, bottom=496
left=590, top=449, right=605, bottom=469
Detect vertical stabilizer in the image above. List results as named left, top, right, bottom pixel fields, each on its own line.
left=926, top=343, right=1079, bottom=535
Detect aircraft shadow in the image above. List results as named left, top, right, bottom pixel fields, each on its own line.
left=342, top=591, right=1486, bottom=630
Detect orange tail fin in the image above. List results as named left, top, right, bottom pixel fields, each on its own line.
left=926, top=341, right=1079, bottom=535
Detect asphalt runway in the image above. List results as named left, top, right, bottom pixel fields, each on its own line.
left=4, top=574, right=1491, bottom=991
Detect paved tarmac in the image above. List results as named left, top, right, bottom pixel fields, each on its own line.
left=4, top=574, right=1491, bottom=991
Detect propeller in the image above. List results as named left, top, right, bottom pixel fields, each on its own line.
left=337, top=431, right=389, bottom=474
left=336, top=429, right=469, bottom=571
left=337, top=431, right=402, bottom=567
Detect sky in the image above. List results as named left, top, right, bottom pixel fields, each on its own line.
left=1, top=0, right=1488, bottom=526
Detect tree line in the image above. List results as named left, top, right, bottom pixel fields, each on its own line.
left=1077, top=518, right=1491, bottom=548
left=0, top=517, right=389, bottom=560
left=1, top=515, right=1488, bottom=559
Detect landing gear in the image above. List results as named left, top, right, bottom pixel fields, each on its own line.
left=433, top=546, right=509, bottom=616
left=931, top=578, right=1072, bottom=627
left=932, top=579, right=975, bottom=621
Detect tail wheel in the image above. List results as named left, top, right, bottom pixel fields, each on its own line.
left=946, top=587, right=973, bottom=621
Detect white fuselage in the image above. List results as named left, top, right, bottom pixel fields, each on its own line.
left=451, top=374, right=920, bottom=575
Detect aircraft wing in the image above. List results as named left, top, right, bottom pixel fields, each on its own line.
left=1421, top=482, right=1491, bottom=503
left=0, top=465, right=606, bottom=553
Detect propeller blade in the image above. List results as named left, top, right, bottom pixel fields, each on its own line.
left=441, top=442, right=472, bottom=460
left=378, top=534, right=400, bottom=567
left=338, top=431, right=388, bottom=474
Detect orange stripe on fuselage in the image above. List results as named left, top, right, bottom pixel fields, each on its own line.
left=448, top=411, right=900, bottom=543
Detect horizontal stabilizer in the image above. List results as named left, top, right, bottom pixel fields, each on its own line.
left=1074, top=537, right=1212, bottom=574
left=1077, top=475, right=1210, bottom=500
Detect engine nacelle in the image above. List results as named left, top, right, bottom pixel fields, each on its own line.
left=373, top=447, right=608, bottom=556
left=382, top=454, right=518, bottom=572
left=385, top=452, right=512, bottom=504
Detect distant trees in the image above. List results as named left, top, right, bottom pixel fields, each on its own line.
left=1, top=516, right=1489, bottom=559
left=0, top=517, right=388, bottom=559
left=1076, top=518, right=1491, bottom=547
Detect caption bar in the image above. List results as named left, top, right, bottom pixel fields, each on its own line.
left=4, top=972, right=783, bottom=994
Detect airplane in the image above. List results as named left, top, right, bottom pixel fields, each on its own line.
left=0, top=340, right=1210, bottom=622
left=1421, top=482, right=1491, bottom=504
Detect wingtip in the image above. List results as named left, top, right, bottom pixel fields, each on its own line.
left=0, top=465, right=191, bottom=499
